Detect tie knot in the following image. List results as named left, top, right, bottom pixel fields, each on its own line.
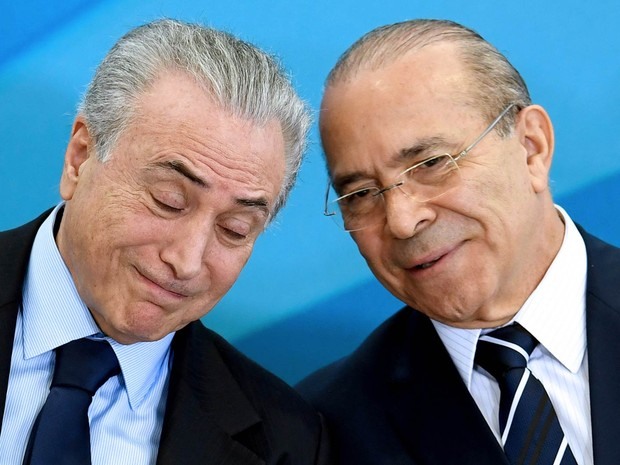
left=475, top=323, right=539, bottom=380
left=52, top=338, right=120, bottom=395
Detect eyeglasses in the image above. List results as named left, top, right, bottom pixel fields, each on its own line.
left=324, top=103, right=517, bottom=231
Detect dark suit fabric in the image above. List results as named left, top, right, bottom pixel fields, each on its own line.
left=0, top=211, right=330, bottom=465
left=297, top=230, right=620, bottom=465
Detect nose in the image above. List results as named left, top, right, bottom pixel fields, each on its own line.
left=383, top=188, right=435, bottom=239
left=160, top=219, right=210, bottom=280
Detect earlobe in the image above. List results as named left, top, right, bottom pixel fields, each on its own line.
left=60, top=116, right=93, bottom=200
left=518, top=105, right=554, bottom=194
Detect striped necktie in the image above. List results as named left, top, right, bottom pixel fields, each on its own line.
left=475, top=323, right=577, bottom=465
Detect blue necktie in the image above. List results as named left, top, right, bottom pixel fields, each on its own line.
left=23, top=338, right=120, bottom=465
left=475, top=324, right=577, bottom=465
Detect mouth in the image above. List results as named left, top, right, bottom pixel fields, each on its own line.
left=414, top=257, right=442, bottom=270
left=134, top=267, right=189, bottom=300
left=407, top=243, right=462, bottom=272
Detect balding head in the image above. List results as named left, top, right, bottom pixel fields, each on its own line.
left=326, top=19, right=531, bottom=135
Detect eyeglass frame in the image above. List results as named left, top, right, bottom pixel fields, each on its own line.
left=323, top=103, right=518, bottom=231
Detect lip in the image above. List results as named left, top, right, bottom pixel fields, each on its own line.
left=405, top=243, right=462, bottom=273
left=134, top=267, right=188, bottom=301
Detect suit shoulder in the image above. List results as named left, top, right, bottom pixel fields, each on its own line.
left=581, top=228, right=620, bottom=311
left=582, top=228, right=620, bottom=266
left=0, top=209, right=53, bottom=305
left=185, top=321, right=320, bottom=413
left=217, top=327, right=318, bottom=404
left=174, top=321, right=329, bottom=463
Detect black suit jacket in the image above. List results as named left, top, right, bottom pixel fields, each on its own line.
left=297, top=230, right=620, bottom=465
left=0, top=211, right=330, bottom=465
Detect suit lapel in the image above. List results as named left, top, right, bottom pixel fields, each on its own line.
left=583, top=231, right=620, bottom=465
left=157, top=322, right=264, bottom=465
left=0, top=210, right=52, bottom=433
left=385, top=310, right=509, bottom=465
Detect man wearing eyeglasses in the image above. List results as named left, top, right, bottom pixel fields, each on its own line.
left=297, top=18, right=620, bottom=465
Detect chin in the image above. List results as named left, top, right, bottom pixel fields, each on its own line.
left=409, top=295, right=470, bottom=322
left=106, top=320, right=169, bottom=344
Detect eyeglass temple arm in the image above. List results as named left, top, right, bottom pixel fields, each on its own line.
left=324, top=182, right=336, bottom=217
left=460, top=103, right=516, bottom=156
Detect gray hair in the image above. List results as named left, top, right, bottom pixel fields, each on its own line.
left=327, top=19, right=531, bottom=136
left=78, top=18, right=311, bottom=217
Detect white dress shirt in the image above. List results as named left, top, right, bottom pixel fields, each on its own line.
left=0, top=205, right=174, bottom=465
left=433, top=206, right=593, bottom=465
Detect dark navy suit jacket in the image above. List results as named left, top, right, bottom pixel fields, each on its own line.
left=297, top=230, right=620, bottom=465
left=0, top=210, right=330, bottom=465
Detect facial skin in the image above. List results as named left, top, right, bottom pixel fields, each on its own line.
left=321, top=42, right=565, bottom=328
left=57, top=71, right=285, bottom=344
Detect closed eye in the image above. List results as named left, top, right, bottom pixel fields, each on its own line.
left=153, top=196, right=184, bottom=212
left=150, top=184, right=188, bottom=213
left=220, top=226, right=247, bottom=242
left=217, top=216, right=263, bottom=246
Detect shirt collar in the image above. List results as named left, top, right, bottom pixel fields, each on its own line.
left=433, top=205, right=587, bottom=387
left=514, top=205, right=587, bottom=374
left=21, top=203, right=174, bottom=409
left=432, top=322, right=480, bottom=388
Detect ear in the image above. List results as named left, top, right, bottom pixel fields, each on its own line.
left=516, top=105, right=554, bottom=193
left=60, top=116, right=93, bottom=200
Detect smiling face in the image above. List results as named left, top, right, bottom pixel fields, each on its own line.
left=321, top=42, right=564, bottom=328
left=57, top=71, right=285, bottom=344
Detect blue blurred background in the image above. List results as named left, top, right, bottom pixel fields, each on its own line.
left=1, top=0, right=619, bottom=384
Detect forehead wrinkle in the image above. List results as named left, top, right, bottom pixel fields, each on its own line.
left=129, top=76, right=283, bottom=219
left=182, top=126, right=274, bottom=189
left=180, top=131, right=278, bottom=215
left=136, top=114, right=267, bottom=185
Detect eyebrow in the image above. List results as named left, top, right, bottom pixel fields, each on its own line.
left=331, top=136, right=452, bottom=193
left=397, top=136, right=452, bottom=164
left=331, top=171, right=366, bottom=194
left=238, top=197, right=269, bottom=213
left=153, top=160, right=208, bottom=187
left=153, top=159, right=271, bottom=214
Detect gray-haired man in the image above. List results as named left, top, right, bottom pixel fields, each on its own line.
left=0, top=19, right=329, bottom=465
left=298, top=18, right=619, bottom=465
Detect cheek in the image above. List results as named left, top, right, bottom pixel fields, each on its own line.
left=72, top=211, right=169, bottom=295
left=206, top=245, right=253, bottom=291
left=351, top=232, right=374, bottom=261
left=352, top=233, right=392, bottom=275
left=444, top=172, right=508, bottom=233
left=91, top=209, right=157, bottom=256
